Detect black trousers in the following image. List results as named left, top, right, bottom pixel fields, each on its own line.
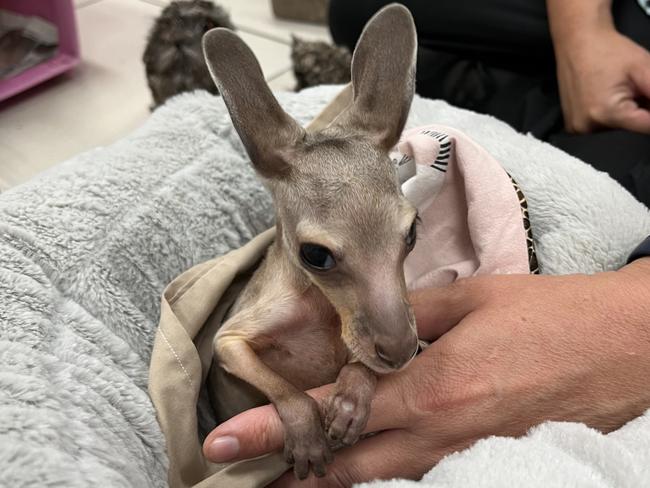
left=329, top=0, right=650, bottom=206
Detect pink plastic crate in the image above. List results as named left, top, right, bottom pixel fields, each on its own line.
left=0, top=0, right=80, bottom=102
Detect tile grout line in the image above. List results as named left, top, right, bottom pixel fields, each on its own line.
left=137, top=0, right=167, bottom=8
left=81, top=1, right=294, bottom=84
left=266, top=66, right=292, bottom=82
left=128, top=2, right=294, bottom=48
left=129, top=3, right=327, bottom=48
left=75, top=0, right=105, bottom=9
left=235, top=24, right=291, bottom=46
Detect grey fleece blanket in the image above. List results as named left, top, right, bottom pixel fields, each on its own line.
left=1, top=85, right=649, bottom=487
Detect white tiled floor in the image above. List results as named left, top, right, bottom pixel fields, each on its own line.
left=0, top=0, right=330, bottom=189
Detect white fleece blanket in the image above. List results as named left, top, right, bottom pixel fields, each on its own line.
left=0, top=85, right=648, bottom=487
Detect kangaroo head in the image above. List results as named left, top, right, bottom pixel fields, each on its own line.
left=203, top=4, right=419, bottom=373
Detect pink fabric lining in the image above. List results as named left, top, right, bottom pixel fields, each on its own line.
left=399, top=125, right=530, bottom=289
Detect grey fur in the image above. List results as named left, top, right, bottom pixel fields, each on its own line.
left=291, top=36, right=352, bottom=91
left=143, top=0, right=234, bottom=109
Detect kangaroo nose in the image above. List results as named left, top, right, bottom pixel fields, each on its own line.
left=374, top=337, right=417, bottom=370
left=375, top=343, right=397, bottom=368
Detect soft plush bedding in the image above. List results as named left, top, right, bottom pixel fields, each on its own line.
left=0, top=85, right=648, bottom=487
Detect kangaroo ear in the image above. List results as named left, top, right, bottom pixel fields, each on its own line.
left=203, top=28, right=304, bottom=178
left=334, top=4, right=417, bottom=150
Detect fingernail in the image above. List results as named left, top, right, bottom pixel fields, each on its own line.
left=206, top=436, right=239, bottom=462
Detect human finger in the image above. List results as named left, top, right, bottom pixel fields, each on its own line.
left=203, top=371, right=413, bottom=463
left=409, top=279, right=487, bottom=340
left=268, top=429, right=431, bottom=488
left=609, top=101, right=650, bottom=134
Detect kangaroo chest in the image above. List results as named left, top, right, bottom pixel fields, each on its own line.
left=255, top=305, right=348, bottom=391
left=211, top=281, right=349, bottom=423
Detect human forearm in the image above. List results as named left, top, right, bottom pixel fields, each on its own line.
left=546, top=0, right=614, bottom=47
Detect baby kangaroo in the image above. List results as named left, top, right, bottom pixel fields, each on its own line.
left=203, top=4, right=419, bottom=480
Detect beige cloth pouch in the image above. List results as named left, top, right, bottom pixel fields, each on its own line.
left=149, top=228, right=288, bottom=488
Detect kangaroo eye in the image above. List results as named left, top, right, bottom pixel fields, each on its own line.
left=406, top=219, right=418, bottom=252
left=299, top=243, right=336, bottom=271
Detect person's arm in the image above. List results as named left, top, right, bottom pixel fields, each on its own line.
left=546, top=0, right=613, bottom=44
left=203, top=259, right=650, bottom=486
left=546, top=0, right=650, bottom=134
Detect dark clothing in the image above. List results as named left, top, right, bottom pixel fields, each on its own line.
left=629, top=236, right=650, bottom=262
left=329, top=0, right=650, bottom=207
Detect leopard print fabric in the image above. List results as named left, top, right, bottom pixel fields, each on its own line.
left=509, top=175, right=539, bottom=274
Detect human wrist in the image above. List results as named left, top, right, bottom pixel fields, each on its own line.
left=547, top=0, right=615, bottom=55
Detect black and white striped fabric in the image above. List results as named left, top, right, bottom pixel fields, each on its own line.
left=418, top=129, right=452, bottom=172
left=391, top=128, right=453, bottom=183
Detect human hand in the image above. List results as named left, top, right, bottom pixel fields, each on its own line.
left=203, top=259, right=650, bottom=487
left=555, top=26, right=650, bottom=134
